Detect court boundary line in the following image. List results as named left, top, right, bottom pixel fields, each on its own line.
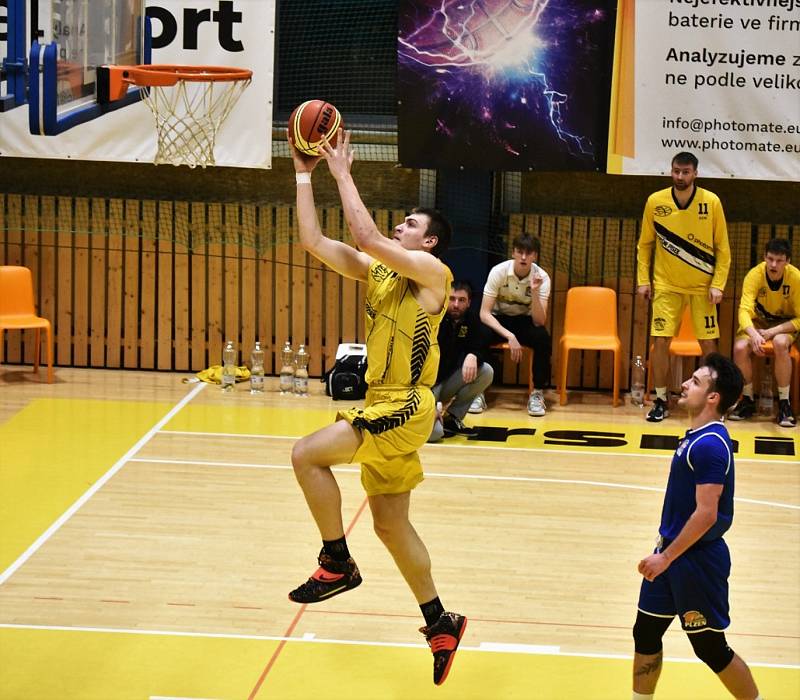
left=0, top=383, right=207, bottom=586
left=128, top=457, right=800, bottom=511
left=157, top=430, right=799, bottom=465
left=0, top=623, right=797, bottom=670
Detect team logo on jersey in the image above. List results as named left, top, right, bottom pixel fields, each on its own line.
left=458, top=325, right=468, bottom=338
left=654, top=205, right=672, bottom=217
left=676, top=438, right=689, bottom=457
left=654, top=317, right=666, bottom=331
left=683, top=610, right=708, bottom=629
left=757, top=286, right=767, bottom=298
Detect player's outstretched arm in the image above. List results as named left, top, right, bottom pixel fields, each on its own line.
left=321, top=130, right=445, bottom=294
left=291, top=135, right=371, bottom=282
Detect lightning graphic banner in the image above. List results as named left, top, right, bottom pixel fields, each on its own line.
left=397, top=0, right=616, bottom=171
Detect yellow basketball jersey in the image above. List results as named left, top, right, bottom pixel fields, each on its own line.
left=637, top=186, right=731, bottom=295
left=363, top=260, right=452, bottom=389
left=738, top=262, right=800, bottom=334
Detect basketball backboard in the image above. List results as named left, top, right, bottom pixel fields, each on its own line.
left=0, top=0, right=147, bottom=131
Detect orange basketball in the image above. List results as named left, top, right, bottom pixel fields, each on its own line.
left=288, top=100, right=343, bottom=156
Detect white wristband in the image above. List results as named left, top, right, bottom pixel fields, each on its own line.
left=295, top=172, right=311, bottom=185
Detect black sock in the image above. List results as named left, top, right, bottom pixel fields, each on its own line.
left=420, top=597, right=445, bottom=627
left=322, top=536, right=350, bottom=562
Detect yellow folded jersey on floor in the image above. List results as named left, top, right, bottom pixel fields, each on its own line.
left=183, top=365, right=251, bottom=384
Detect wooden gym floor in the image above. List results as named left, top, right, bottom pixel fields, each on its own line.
left=0, top=366, right=798, bottom=700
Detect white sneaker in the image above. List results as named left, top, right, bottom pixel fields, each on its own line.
left=527, top=390, right=546, bottom=417
left=468, top=393, right=486, bottom=414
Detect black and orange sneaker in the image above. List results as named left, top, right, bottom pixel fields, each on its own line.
left=288, top=550, right=362, bottom=604
left=419, top=611, right=467, bottom=685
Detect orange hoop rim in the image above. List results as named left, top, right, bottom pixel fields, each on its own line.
left=118, top=64, right=252, bottom=87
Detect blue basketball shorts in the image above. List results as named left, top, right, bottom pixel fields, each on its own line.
left=637, top=538, right=731, bottom=632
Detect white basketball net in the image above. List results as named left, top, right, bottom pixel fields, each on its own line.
left=142, top=77, right=251, bottom=168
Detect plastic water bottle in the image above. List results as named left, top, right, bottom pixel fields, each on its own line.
left=630, top=355, right=645, bottom=407
left=759, top=366, right=773, bottom=417
left=294, top=344, right=309, bottom=396
left=250, top=341, right=265, bottom=394
left=279, top=341, right=294, bottom=394
left=222, top=340, right=236, bottom=392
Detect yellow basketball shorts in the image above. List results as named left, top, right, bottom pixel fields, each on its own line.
left=337, top=385, right=434, bottom=496
left=651, top=289, right=719, bottom=339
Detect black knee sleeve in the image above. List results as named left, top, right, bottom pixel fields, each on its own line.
left=633, top=611, right=673, bottom=655
left=688, top=630, right=735, bottom=673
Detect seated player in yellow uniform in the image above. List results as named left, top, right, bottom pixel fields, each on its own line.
left=729, top=238, right=799, bottom=427
left=287, top=129, right=466, bottom=686
left=637, top=152, right=731, bottom=422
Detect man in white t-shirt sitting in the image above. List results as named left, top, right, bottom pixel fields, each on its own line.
left=479, top=233, right=552, bottom=416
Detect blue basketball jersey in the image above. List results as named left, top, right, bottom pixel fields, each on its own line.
left=659, top=421, right=734, bottom=543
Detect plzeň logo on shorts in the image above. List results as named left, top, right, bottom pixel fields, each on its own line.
left=654, top=206, right=673, bottom=217
left=654, top=317, right=666, bottom=332
left=683, top=610, right=708, bottom=629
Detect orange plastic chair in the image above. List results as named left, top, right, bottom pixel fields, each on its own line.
left=762, top=340, right=800, bottom=408
left=0, top=266, right=54, bottom=383
left=558, top=286, right=621, bottom=406
left=646, top=306, right=702, bottom=397
left=490, top=342, right=534, bottom=394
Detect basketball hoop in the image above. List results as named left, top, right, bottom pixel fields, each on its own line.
left=98, top=64, right=253, bottom=168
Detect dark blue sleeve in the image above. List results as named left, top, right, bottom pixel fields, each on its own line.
left=687, top=434, right=730, bottom=485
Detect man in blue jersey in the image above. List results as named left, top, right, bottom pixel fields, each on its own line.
left=632, top=353, right=761, bottom=700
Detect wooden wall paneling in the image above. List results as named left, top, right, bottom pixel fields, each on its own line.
left=337, top=208, right=359, bottom=345
left=0, top=194, right=5, bottom=260
left=274, top=205, right=292, bottom=354
left=755, top=224, right=772, bottom=264
left=306, top=207, right=324, bottom=377
left=22, top=195, right=41, bottom=366
left=290, top=209, right=308, bottom=356
left=206, top=203, right=224, bottom=366
left=256, top=205, right=274, bottom=373
left=239, top=205, right=257, bottom=371
left=791, top=225, right=800, bottom=261
left=550, top=216, right=571, bottom=389
left=138, top=200, right=157, bottom=369
left=105, top=199, right=124, bottom=369
left=615, top=218, right=635, bottom=390
left=38, top=196, right=58, bottom=369
left=89, top=198, right=107, bottom=367
left=223, top=203, right=241, bottom=363
left=157, top=201, right=174, bottom=370
left=56, top=197, right=74, bottom=367
left=123, top=200, right=141, bottom=369
left=173, top=202, right=190, bottom=371
left=72, top=198, right=90, bottom=366
left=4, top=195, right=23, bottom=363
left=190, top=202, right=208, bottom=372
left=322, top=207, right=342, bottom=373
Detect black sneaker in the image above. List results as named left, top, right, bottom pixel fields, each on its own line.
left=288, top=550, right=362, bottom=603
left=646, top=397, right=669, bottom=422
left=442, top=414, right=479, bottom=437
left=419, top=611, right=468, bottom=685
left=777, top=400, right=797, bottom=428
left=728, top=396, right=756, bottom=421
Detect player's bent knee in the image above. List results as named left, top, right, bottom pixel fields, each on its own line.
left=688, top=630, right=735, bottom=673
left=633, top=611, right=671, bottom=655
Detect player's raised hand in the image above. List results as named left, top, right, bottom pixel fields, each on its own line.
left=320, top=128, right=355, bottom=180
left=287, top=129, right=322, bottom=173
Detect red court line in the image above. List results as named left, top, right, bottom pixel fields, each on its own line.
left=248, top=496, right=370, bottom=700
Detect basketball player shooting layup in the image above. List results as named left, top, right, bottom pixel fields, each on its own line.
left=287, top=128, right=467, bottom=686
